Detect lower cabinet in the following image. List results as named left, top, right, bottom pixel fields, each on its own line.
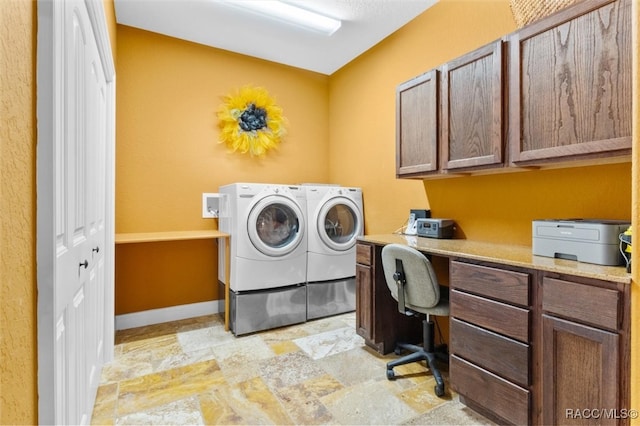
left=449, top=260, right=532, bottom=425
left=355, top=243, right=631, bottom=425
left=355, top=255, right=373, bottom=341
left=541, top=276, right=630, bottom=426
left=355, top=242, right=422, bottom=354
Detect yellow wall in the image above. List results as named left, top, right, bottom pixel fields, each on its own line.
left=115, top=26, right=330, bottom=313
left=424, top=164, right=631, bottom=244
left=0, top=1, right=37, bottom=423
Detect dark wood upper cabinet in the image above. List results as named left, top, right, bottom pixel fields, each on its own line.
left=396, top=70, right=439, bottom=177
left=508, top=0, right=632, bottom=165
left=441, top=40, right=505, bottom=171
left=396, top=0, right=631, bottom=179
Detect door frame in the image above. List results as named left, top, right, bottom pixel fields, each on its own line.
left=36, top=0, right=116, bottom=423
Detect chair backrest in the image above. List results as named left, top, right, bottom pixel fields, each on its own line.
left=381, top=244, right=440, bottom=314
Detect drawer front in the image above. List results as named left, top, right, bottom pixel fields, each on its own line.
left=450, top=261, right=530, bottom=306
left=542, top=277, right=620, bottom=331
left=451, top=290, right=529, bottom=342
left=356, top=243, right=372, bottom=266
left=451, top=355, right=530, bottom=425
left=450, top=318, right=529, bottom=387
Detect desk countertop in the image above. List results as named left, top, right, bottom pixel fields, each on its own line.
left=358, top=234, right=631, bottom=284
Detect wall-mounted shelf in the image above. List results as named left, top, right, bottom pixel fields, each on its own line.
left=115, top=229, right=228, bottom=244
left=115, top=229, right=231, bottom=332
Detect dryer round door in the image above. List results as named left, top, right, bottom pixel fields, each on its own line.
left=247, top=195, right=305, bottom=257
left=317, top=197, right=363, bottom=251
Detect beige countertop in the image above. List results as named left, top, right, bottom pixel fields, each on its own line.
left=358, top=234, right=631, bottom=284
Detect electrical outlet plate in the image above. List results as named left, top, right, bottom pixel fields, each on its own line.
left=202, top=193, right=220, bottom=218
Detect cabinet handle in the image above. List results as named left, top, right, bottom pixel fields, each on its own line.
left=79, top=260, right=89, bottom=269
left=92, top=246, right=100, bottom=254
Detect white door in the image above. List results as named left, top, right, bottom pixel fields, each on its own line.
left=37, top=0, right=115, bottom=424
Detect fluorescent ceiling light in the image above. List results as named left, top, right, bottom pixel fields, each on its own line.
left=221, top=1, right=342, bottom=36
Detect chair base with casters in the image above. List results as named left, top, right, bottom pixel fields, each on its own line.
left=386, top=315, right=449, bottom=397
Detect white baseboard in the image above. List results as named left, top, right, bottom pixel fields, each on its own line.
left=115, top=300, right=222, bottom=330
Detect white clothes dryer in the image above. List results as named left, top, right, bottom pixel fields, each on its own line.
left=304, top=185, right=363, bottom=319
left=218, top=183, right=308, bottom=335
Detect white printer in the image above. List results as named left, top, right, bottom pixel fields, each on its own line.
left=532, top=219, right=630, bottom=266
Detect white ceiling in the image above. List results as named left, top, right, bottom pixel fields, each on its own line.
left=114, top=0, right=438, bottom=75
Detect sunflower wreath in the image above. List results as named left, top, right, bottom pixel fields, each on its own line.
left=217, top=85, right=288, bottom=157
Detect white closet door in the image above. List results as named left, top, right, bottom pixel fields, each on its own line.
left=37, top=0, right=115, bottom=424
left=56, top=1, right=105, bottom=423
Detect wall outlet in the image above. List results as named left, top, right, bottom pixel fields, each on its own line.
left=202, top=193, right=220, bottom=218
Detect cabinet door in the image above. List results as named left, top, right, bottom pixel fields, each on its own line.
left=396, top=70, right=439, bottom=176
left=542, top=314, right=619, bottom=425
left=355, top=263, right=373, bottom=342
left=441, top=40, right=504, bottom=170
left=509, top=0, right=632, bottom=164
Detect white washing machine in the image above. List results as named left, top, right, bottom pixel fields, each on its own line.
left=304, top=185, right=364, bottom=319
left=218, top=183, right=308, bottom=335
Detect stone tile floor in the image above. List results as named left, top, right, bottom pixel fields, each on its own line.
left=91, top=312, right=496, bottom=425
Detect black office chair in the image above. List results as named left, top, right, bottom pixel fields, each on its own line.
left=381, top=243, right=450, bottom=397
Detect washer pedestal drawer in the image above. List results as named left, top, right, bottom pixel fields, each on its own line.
left=307, top=277, right=355, bottom=320
left=230, top=284, right=307, bottom=335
